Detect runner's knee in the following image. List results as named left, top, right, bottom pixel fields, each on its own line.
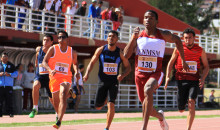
left=144, top=84, right=154, bottom=96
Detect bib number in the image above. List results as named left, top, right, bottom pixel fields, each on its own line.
left=186, top=61, right=197, bottom=74
left=103, top=62, right=118, bottom=75
left=39, top=64, right=49, bottom=75
left=55, top=62, right=69, bottom=75
left=138, top=56, right=157, bottom=72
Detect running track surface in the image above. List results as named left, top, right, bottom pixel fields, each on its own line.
left=1, top=110, right=220, bottom=130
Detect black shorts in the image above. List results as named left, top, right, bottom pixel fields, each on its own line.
left=95, top=80, right=119, bottom=107
left=177, top=80, right=199, bottom=110
left=72, top=85, right=83, bottom=95
left=34, top=74, right=52, bottom=98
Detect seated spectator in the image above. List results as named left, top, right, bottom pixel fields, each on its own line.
left=65, top=0, right=78, bottom=31
left=209, top=89, right=216, bottom=102
left=17, top=0, right=30, bottom=29
left=5, top=0, right=18, bottom=28
left=14, top=64, right=24, bottom=86
left=0, top=53, right=18, bottom=117
left=113, top=8, right=123, bottom=31
left=21, top=63, right=35, bottom=111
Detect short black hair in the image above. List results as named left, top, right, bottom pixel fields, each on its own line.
left=146, top=10, right=158, bottom=20
left=183, top=28, right=195, bottom=37
left=79, top=64, right=84, bottom=69
left=108, top=30, right=118, bottom=37
left=58, top=30, right=68, bottom=38
left=44, top=34, right=53, bottom=41
left=1, top=52, right=8, bottom=57
left=98, top=1, right=103, bottom=4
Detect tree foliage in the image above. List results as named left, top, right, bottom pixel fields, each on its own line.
left=148, top=0, right=213, bottom=34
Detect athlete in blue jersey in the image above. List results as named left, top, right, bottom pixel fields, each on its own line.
left=29, top=34, right=54, bottom=118
left=83, top=30, right=131, bottom=130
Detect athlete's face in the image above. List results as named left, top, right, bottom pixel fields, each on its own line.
left=107, top=32, right=118, bottom=46
left=58, top=32, right=67, bottom=44
left=143, top=12, right=158, bottom=29
left=43, top=36, right=53, bottom=47
left=183, top=33, right=195, bottom=48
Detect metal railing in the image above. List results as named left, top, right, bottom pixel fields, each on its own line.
left=0, top=4, right=219, bottom=54
left=39, top=84, right=208, bottom=110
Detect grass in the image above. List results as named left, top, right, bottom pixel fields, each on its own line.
left=1, top=115, right=220, bottom=128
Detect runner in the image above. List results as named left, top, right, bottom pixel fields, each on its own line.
left=124, top=10, right=189, bottom=130
left=42, top=30, right=79, bottom=129
left=164, top=28, right=209, bottom=130
left=83, top=30, right=131, bottom=130
left=29, top=34, right=55, bottom=118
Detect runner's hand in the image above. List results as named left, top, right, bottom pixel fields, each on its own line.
left=182, top=61, right=190, bottom=73
left=117, top=74, right=124, bottom=81
left=133, top=27, right=140, bottom=39
left=199, top=79, right=204, bottom=89
left=83, top=74, right=88, bottom=82
left=164, top=76, right=170, bottom=90
left=75, top=73, right=80, bottom=80
left=49, top=69, right=56, bottom=76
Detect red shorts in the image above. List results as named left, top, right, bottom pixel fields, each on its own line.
left=49, top=77, right=72, bottom=93
left=135, top=71, right=164, bottom=103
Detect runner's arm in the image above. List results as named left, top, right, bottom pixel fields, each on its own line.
left=161, top=30, right=189, bottom=72
left=118, top=51, right=131, bottom=81
left=83, top=46, right=103, bottom=82
left=199, top=49, right=209, bottom=88
left=124, top=27, right=140, bottom=59
left=72, top=50, right=79, bottom=79
left=42, top=46, right=55, bottom=74
left=35, top=46, right=41, bottom=67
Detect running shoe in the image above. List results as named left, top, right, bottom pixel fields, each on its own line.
left=104, top=128, right=109, bottom=130
left=158, top=110, right=169, bottom=130
left=69, top=88, right=76, bottom=99
left=29, top=108, right=38, bottom=118
left=53, top=120, right=61, bottom=129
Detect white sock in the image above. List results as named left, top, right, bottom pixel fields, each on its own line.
left=33, top=105, right=38, bottom=111
left=55, top=112, right=58, bottom=117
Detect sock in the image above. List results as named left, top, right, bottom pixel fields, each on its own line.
left=55, top=112, right=58, bottom=117
left=33, top=105, right=38, bottom=111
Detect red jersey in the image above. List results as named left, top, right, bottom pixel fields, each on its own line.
left=62, top=0, right=72, bottom=13
left=135, top=29, right=166, bottom=77
left=101, top=9, right=109, bottom=20
left=175, top=43, right=203, bottom=80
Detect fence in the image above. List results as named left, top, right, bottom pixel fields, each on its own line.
left=0, top=4, right=219, bottom=54
left=39, top=84, right=208, bottom=110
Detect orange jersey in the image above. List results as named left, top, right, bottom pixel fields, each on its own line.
left=48, top=44, right=73, bottom=80
left=175, top=43, right=203, bottom=80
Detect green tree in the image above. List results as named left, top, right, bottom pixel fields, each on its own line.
left=148, top=0, right=213, bottom=34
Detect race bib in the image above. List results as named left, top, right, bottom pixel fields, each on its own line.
left=186, top=61, right=197, bottom=74
left=138, top=56, right=157, bottom=72
left=55, top=62, right=69, bottom=75
left=39, top=64, right=49, bottom=75
left=103, top=62, right=118, bottom=75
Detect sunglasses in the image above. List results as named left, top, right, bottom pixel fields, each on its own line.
left=58, top=36, right=67, bottom=39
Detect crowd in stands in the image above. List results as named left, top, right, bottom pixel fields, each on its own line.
left=0, top=0, right=124, bottom=37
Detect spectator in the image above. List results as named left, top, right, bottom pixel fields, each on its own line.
left=93, top=1, right=103, bottom=38
left=113, top=8, right=123, bottom=31
left=75, top=1, right=87, bottom=16
left=21, top=63, right=35, bottom=111
left=72, top=64, right=85, bottom=113
left=119, top=6, right=124, bottom=15
left=17, top=0, right=30, bottom=29
left=43, top=0, right=56, bottom=33
left=14, top=64, right=23, bottom=86
left=0, top=53, right=18, bottom=117
left=65, top=0, right=78, bottom=31
left=29, top=0, right=41, bottom=30
left=5, top=0, right=18, bottom=27
left=83, top=0, right=97, bottom=37
left=209, top=89, right=216, bottom=102
left=61, top=0, right=71, bottom=14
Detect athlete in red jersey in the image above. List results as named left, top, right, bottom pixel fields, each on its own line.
left=165, top=28, right=209, bottom=130
left=124, top=10, right=189, bottom=130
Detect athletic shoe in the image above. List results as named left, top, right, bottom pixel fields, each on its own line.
left=69, top=88, right=76, bottom=99
left=158, top=110, right=169, bottom=130
left=9, top=114, right=14, bottom=118
left=104, top=128, right=109, bottom=130
left=29, top=108, right=38, bottom=118
left=53, top=120, right=61, bottom=129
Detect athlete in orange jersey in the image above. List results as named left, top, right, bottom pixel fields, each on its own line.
left=43, top=30, right=80, bottom=129
left=165, top=28, right=209, bottom=130
left=124, top=10, right=189, bottom=130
